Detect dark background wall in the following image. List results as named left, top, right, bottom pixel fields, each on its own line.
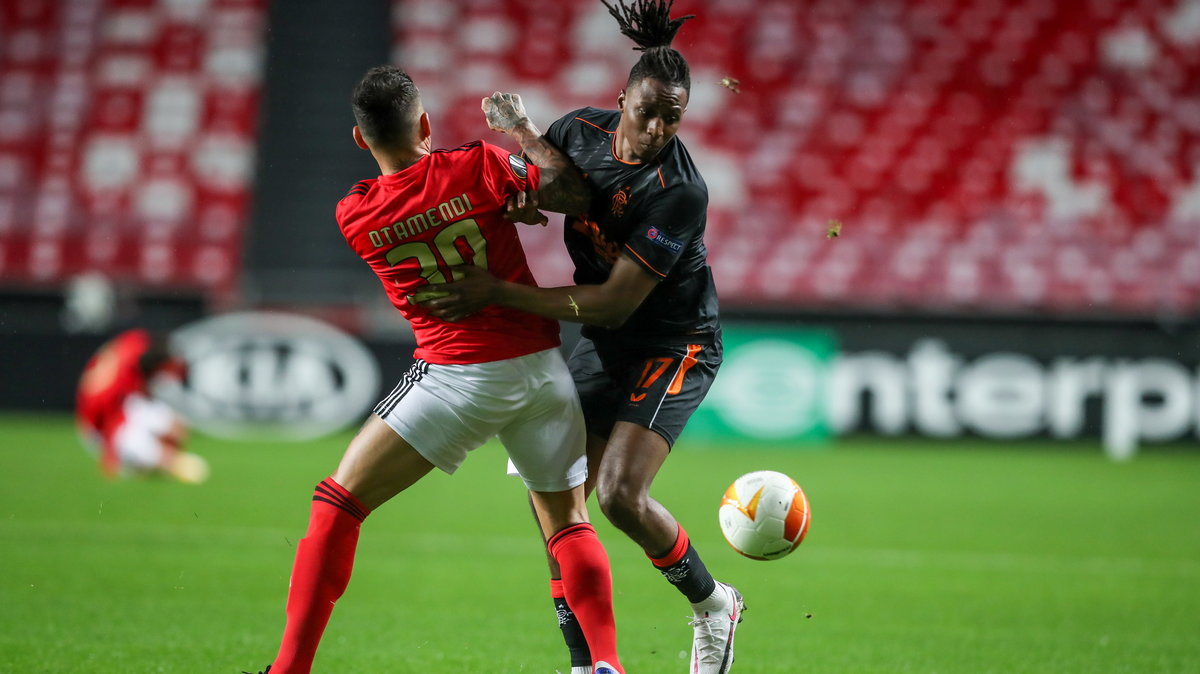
left=241, top=0, right=391, bottom=306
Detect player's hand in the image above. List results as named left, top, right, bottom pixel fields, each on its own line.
left=411, top=265, right=499, bottom=322
left=482, top=92, right=530, bottom=133
left=506, top=190, right=548, bottom=226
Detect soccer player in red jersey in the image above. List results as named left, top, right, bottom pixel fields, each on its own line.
left=245, top=66, right=624, bottom=674
left=75, top=328, right=205, bottom=483
left=419, top=2, right=743, bottom=673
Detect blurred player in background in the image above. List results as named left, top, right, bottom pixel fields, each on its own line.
left=420, top=2, right=742, bottom=672
left=75, top=328, right=206, bottom=483
left=245, top=65, right=625, bottom=674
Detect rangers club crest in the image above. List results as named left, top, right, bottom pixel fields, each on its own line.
left=611, top=186, right=631, bottom=217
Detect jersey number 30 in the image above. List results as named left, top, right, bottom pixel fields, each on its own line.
left=385, top=218, right=489, bottom=284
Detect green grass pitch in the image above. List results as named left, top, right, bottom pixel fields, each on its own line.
left=1, top=412, right=1198, bottom=673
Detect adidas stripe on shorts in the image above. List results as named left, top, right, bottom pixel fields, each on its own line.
left=374, top=347, right=587, bottom=493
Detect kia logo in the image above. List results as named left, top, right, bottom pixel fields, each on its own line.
left=158, top=312, right=380, bottom=441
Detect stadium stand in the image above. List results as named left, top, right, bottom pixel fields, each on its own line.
left=2, top=0, right=1196, bottom=319
left=0, top=0, right=267, bottom=299
left=393, top=0, right=1200, bottom=317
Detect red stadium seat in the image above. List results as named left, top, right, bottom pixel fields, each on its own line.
left=0, top=0, right=267, bottom=296
left=372, top=0, right=1192, bottom=316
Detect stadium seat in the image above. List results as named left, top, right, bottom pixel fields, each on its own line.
left=0, top=0, right=267, bottom=298
left=391, top=0, right=1199, bottom=316
left=5, top=1, right=1196, bottom=317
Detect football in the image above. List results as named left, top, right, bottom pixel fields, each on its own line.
left=719, top=470, right=811, bottom=560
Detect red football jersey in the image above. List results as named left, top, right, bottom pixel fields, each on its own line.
left=76, top=329, right=153, bottom=473
left=336, top=140, right=559, bottom=364
left=76, top=329, right=152, bottom=434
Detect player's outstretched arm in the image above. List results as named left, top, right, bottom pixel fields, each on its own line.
left=482, top=92, right=590, bottom=216
left=419, top=257, right=657, bottom=328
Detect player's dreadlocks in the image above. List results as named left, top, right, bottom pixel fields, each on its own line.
left=602, top=0, right=695, bottom=92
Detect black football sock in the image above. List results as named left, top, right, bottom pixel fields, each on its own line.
left=649, top=525, right=718, bottom=604
left=551, top=578, right=591, bottom=668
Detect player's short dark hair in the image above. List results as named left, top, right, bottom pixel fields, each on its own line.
left=603, top=0, right=694, bottom=93
left=352, top=65, right=420, bottom=149
left=137, top=333, right=174, bottom=379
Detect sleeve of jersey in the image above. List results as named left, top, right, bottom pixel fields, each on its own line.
left=543, top=108, right=588, bottom=152
left=480, top=141, right=540, bottom=200
left=334, top=183, right=368, bottom=233
left=623, top=183, right=708, bottom=279
left=334, top=196, right=353, bottom=229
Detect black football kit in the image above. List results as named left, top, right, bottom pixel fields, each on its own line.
left=544, top=107, right=722, bottom=446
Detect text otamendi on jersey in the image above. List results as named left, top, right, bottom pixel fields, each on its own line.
left=367, top=192, right=475, bottom=248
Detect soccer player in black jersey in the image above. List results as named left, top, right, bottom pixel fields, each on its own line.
left=421, top=2, right=743, bottom=673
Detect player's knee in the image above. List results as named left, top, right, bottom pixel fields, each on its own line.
left=596, top=480, right=646, bottom=531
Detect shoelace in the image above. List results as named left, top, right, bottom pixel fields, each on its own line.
left=688, top=614, right=728, bottom=664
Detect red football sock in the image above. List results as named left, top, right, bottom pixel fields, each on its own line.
left=271, top=478, right=370, bottom=674
left=647, top=523, right=690, bottom=567
left=548, top=523, right=623, bottom=674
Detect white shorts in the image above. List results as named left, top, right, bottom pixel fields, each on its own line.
left=373, top=348, right=587, bottom=493
left=112, top=394, right=180, bottom=470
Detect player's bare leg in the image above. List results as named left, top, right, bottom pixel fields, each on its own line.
left=263, top=415, right=435, bottom=674
left=530, top=487, right=624, bottom=674
left=157, top=418, right=210, bottom=484
left=593, top=422, right=677, bottom=550
left=331, top=414, right=435, bottom=509
left=533, top=431, right=608, bottom=673
left=596, top=421, right=744, bottom=674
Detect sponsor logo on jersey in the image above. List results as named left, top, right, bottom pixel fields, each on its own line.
left=507, top=154, right=528, bottom=180
left=157, top=312, right=380, bottom=441
left=610, top=186, right=631, bottom=217
left=645, top=227, right=684, bottom=253
left=572, top=216, right=621, bottom=264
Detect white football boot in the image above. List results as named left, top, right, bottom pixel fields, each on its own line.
left=688, top=582, right=745, bottom=673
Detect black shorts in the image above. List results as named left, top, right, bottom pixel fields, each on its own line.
left=567, top=332, right=722, bottom=447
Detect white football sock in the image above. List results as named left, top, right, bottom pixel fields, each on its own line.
left=691, top=581, right=730, bottom=613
